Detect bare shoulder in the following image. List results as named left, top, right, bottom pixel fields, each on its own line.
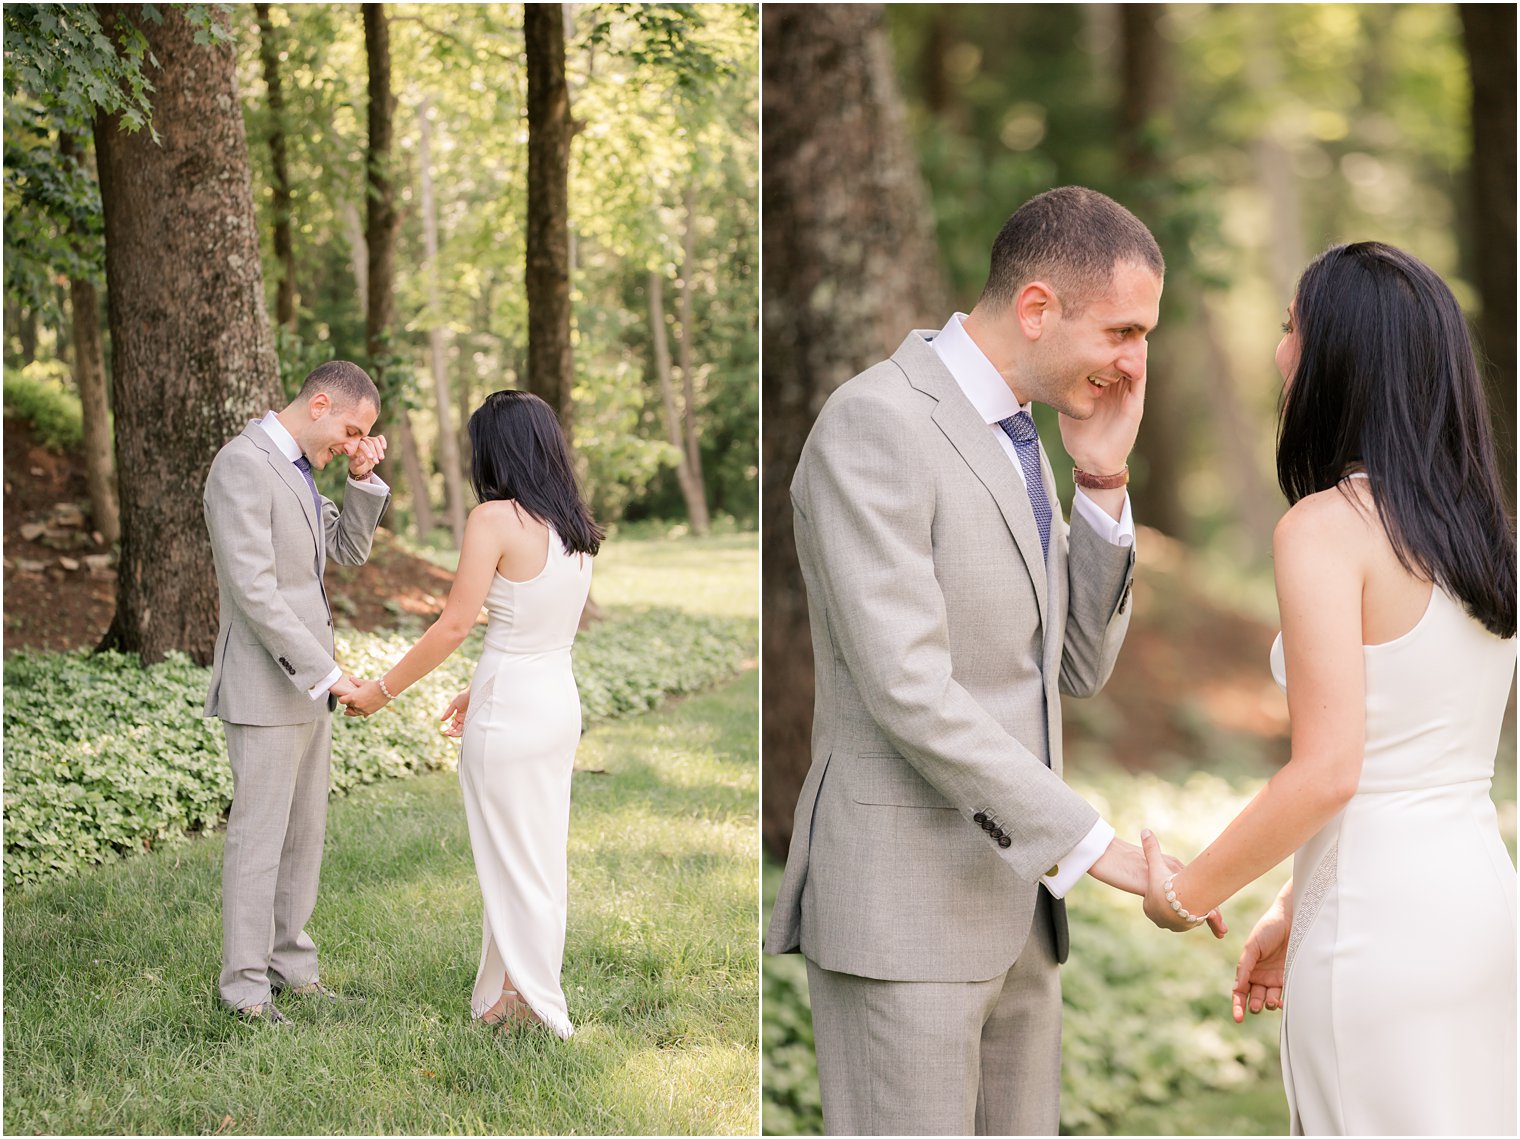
left=1270, top=483, right=1380, bottom=596
left=1273, top=483, right=1378, bottom=563
left=469, top=498, right=531, bottom=529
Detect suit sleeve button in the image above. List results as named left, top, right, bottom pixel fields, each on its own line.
left=973, top=812, right=987, bottom=825
left=997, top=836, right=1012, bottom=848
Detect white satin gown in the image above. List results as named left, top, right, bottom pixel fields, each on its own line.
left=1271, top=577, right=1516, bottom=1135
left=458, top=526, right=592, bottom=1038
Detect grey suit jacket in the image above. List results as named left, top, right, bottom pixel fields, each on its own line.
left=765, top=332, right=1136, bottom=982
left=203, top=421, right=389, bottom=726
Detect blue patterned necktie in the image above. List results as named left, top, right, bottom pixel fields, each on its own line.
left=997, top=410, right=1051, bottom=561
left=293, top=455, right=321, bottom=518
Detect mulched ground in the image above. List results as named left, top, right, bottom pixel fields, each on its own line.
left=3, top=414, right=451, bottom=655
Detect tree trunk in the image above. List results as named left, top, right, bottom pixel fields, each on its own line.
left=393, top=408, right=434, bottom=539
left=676, top=182, right=711, bottom=534
left=255, top=2, right=297, bottom=330
left=1116, top=3, right=1189, bottom=541
left=417, top=94, right=468, bottom=546
left=363, top=3, right=408, bottom=522
left=58, top=132, right=120, bottom=547
left=649, top=270, right=707, bottom=528
left=525, top=2, right=575, bottom=438
left=761, top=3, right=948, bottom=860
left=1459, top=4, right=1517, bottom=508
left=69, top=278, right=120, bottom=547
left=14, top=304, right=38, bottom=364
left=94, top=5, right=281, bottom=664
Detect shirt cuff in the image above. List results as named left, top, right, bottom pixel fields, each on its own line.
left=1039, top=817, right=1116, bottom=898
left=347, top=473, right=390, bottom=495
left=310, top=666, right=343, bottom=700
left=1072, top=487, right=1134, bottom=548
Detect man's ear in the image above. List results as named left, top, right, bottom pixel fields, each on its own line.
left=308, top=391, right=332, bottom=417
left=1015, top=281, right=1057, bottom=341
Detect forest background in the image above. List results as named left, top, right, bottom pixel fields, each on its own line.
left=761, top=4, right=1516, bottom=1135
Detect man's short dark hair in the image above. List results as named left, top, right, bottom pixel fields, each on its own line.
left=979, top=186, right=1164, bottom=315
left=297, top=360, right=380, bottom=410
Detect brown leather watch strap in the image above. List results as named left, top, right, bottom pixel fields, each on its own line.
left=1072, top=465, right=1130, bottom=490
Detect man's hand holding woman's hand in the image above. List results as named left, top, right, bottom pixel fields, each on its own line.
left=1139, top=829, right=1228, bottom=938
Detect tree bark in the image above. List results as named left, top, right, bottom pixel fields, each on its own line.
left=676, top=182, right=711, bottom=534
left=649, top=269, right=707, bottom=528
left=361, top=1, right=424, bottom=537
left=94, top=5, right=281, bottom=664
left=417, top=93, right=468, bottom=546
left=1459, top=4, right=1517, bottom=508
left=59, top=132, right=120, bottom=547
left=761, top=3, right=948, bottom=860
left=1117, top=3, right=1189, bottom=541
left=525, top=2, right=575, bottom=439
left=255, top=2, right=297, bottom=331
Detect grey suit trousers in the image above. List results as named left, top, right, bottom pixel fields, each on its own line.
left=219, top=718, right=333, bottom=1008
left=806, top=896, right=1062, bottom=1136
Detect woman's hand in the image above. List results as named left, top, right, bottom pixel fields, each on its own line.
left=339, top=678, right=390, bottom=717
left=440, top=686, right=471, bottom=737
left=1232, top=896, right=1291, bottom=1022
left=1140, top=830, right=1228, bottom=937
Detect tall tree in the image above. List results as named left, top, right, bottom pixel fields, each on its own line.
left=363, top=2, right=432, bottom=537
left=761, top=3, right=947, bottom=858
left=416, top=93, right=468, bottom=546
left=1116, top=3, right=1188, bottom=540
left=58, top=132, right=119, bottom=546
left=525, top=2, right=575, bottom=438
left=675, top=183, right=711, bottom=534
left=94, top=5, right=282, bottom=663
left=1459, top=4, right=1517, bottom=508
left=254, top=2, right=298, bottom=331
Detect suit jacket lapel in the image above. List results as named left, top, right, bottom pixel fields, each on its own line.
left=891, top=334, right=1049, bottom=629
left=244, top=422, right=322, bottom=562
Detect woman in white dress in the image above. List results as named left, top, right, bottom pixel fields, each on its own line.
left=1138, top=242, right=1516, bottom=1134
left=340, top=390, right=601, bottom=1037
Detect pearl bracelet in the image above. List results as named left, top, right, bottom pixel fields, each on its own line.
left=379, top=677, right=395, bottom=702
left=1162, top=874, right=1208, bottom=924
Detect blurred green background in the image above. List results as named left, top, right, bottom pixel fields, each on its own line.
left=760, top=4, right=1516, bottom=1133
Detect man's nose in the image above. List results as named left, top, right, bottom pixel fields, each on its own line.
left=1120, top=341, right=1148, bottom=381
left=342, top=439, right=361, bottom=455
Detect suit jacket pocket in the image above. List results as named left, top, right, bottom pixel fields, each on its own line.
left=850, top=754, right=956, bottom=809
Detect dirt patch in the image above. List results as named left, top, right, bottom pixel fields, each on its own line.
left=3, top=414, right=452, bottom=656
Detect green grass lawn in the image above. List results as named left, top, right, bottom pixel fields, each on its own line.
left=410, top=529, right=760, bottom=626
left=3, top=668, right=759, bottom=1135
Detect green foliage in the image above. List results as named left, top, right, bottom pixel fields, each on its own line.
left=760, top=765, right=1295, bottom=1136
left=3, top=608, right=753, bottom=890
left=3, top=361, right=84, bottom=450
left=229, top=4, right=757, bottom=530
left=2, top=3, right=161, bottom=315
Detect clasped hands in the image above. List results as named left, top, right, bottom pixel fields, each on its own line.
left=330, top=676, right=472, bottom=737
left=330, top=674, right=389, bottom=717
left=1090, top=830, right=1228, bottom=939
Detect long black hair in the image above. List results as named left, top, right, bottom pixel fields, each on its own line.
left=468, top=390, right=604, bottom=557
left=1277, top=241, right=1515, bottom=638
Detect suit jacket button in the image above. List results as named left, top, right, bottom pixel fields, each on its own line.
left=973, top=812, right=987, bottom=825
left=997, top=835, right=1012, bottom=848
left=982, top=820, right=995, bottom=832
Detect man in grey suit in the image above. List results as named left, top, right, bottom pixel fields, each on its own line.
left=204, top=360, right=391, bottom=1024
left=765, top=187, right=1219, bottom=1133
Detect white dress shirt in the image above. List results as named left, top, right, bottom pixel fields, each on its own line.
left=258, top=410, right=388, bottom=700
left=925, top=313, right=1124, bottom=897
